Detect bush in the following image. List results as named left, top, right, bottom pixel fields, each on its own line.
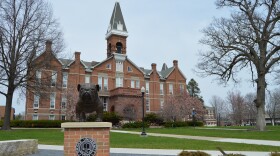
left=0, top=120, right=65, bottom=128
left=122, top=121, right=150, bottom=128
left=178, top=151, right=210, bottom=156
left=102, top=112, right=122, bottom=126
left=86, top=114, right=97, bottom=122
left=144, top=113, right=164, bottom=126
left=164, top=121, right=204, bottom=128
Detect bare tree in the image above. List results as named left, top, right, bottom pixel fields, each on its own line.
left=197, top=0, right=280, bottom=131
left=210, top=95, right=229, bottom=125
left=266, top=88, right=280, bottom=126
left=227, top=91, right=246, bottom=125
left=0, top=0, right=64, bottom=130
left=62, top=84, right=78, bottom=121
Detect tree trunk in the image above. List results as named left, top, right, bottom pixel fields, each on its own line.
left=255, top=74, right=266, bottom=131
left=1, top=88, right=14, bottom=130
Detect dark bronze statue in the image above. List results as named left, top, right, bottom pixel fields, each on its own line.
left=76, top=83, right=103, bottom=121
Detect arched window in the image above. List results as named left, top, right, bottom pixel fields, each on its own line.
left=116, top=42, right=122, bottom=53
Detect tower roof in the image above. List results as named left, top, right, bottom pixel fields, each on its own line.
left=106, top=2, right=128, bottom=39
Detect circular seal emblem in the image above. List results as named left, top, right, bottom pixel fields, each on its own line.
left=76, top=138, right=97, bottom=156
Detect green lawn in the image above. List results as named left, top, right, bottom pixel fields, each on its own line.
left=0, top=128, right=279, bottom=151
left=123, top=126, right=280, bottom=141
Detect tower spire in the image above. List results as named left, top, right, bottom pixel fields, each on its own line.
left=106, top=2, right=128, bottom=57
left=106, top=2, right=128, bottom=39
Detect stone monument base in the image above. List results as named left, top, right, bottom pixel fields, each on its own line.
left=61, top=122, right=112, bottom=156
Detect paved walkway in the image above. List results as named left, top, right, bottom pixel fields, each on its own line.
left=111, top=130, right=280, bottom=146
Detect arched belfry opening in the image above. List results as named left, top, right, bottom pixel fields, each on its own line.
left=116, top=42, right=122, bottom=54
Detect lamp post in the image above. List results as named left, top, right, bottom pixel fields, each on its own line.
left=192, top=108, right=196, bottom=128
left=140, top=86, right=147, bottom=136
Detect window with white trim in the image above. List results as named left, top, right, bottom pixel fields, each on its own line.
left=36, top=71, right=41, bottom=84
left=160, top=99, right=164, bottom=110
left=131, top=80, right=135, bottom=88
left=127, top=66, right=132, bottom=72
left=169, top=83, right=173, bottom=94
left=180, top=84, right=184, bottom=92
left=136, top=80, right=140, bottom=89
left=116, top=61, right=123, bottom=72
left=145, top=82, right=149, bottom=94
left=85, top=75, right=90, bottom=83
left=106, top=64, right=111, bottom=69
left=61, top=95, right=67, bottom=109
left=104, top=77, right=108, bottom=91
left=160, top=83, right=164, bottom=95
left=50, top=93, right=56, bottom=109
left=98, top=76, right=102, bottom=90
left=116, top=77, right=123, bottom=88
left=62, top=72, right=68, bottom=88
left=32, top=114, right=38, bottom=120
left=51, top=71, right=57, bottom=87
left=103, top=97, right=108, bottom=111
left=49, top=115, right=55, bottom=120
left=146, top=98, right=150, bottom=111
left=33, top=94, right=39, bottom=108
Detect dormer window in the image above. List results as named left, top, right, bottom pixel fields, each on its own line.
left=116, top=42, right=122, bottom=53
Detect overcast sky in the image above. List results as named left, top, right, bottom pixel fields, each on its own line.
left=2, top=0, right=266, bottom=114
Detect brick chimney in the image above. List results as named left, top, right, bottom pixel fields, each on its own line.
left=151, top=63, right=157, bottom=71
left=45, top=40, right=52, bottom=52
left=173, top=60, right=178, bottom=68
left=75, top=51, right=81, bottom=62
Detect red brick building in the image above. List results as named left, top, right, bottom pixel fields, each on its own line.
left=0, top=106, right=15, bottom=121
left=25, top=2, right=187, bottom=120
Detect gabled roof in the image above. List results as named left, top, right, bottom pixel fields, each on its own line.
left=160, top=67, right=175, bottom=78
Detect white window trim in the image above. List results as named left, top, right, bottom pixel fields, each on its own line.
left=104, top=77, right=108, bottom=91
left=136, top=80, right=140, bottom=89
left=33, top=94, right=39, bottom=108
left=169, top=83, right=173, bottom=94
left=160, top=83, right=164, bottom=95
left=116, top=77, right=123, bottom=88
left=62, top=72, right=68, bottom=88
left=61, top=96, right=67, bottom=110
left=146, top=98, right=150, bottom=112
left=146, top=82, right=149, bottom=94
left=51, top=71, right=57, bottom=87
left=49, top=115, right=55, bottom=120
left=32, top=114, right=38, bottom=120
left=50, top=93, right=56, bottom=109
left=131, top=80, right=135, bottom=88
left=98, top=76, right=103, bottom=90
left=85, top=75, right=91, bottom=83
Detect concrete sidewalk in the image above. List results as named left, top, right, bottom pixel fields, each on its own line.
left=111, top=130, right=280, bottom=146
left=27, top=145, right=272, bottom=156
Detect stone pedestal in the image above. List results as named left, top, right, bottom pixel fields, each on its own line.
left=61, top=122, right=112, bottom=156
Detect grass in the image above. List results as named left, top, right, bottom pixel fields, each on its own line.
left=0, top=128, right=279, bottom=151
left=122, top=126, right=280, bottom=141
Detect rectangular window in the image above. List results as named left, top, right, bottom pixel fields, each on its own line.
left=103, top=97, right=108, bottom=111
left=51, top=71, right=57, bottom=87
left=33, top=94, right=39, bottom=108
left=36, top=71, right=41, bottom=84
left=62, top=72, right=68, bottom=88
left=131, top=80, right=135, bottom=88
left=160, top=99, right=164, bottom=110
left=116, top=61, right=123, bottom=72
left=61, top=115, right=66, bottom=121
left=146, top=98, right=150, bottom=111
left=98, top=76, right=102, bottom=90
left=136, top=80, right=140, bottom=89
left=32, top=114, right=38, bottom=120
left=104, top=77, right=108, bottom=91
left=169, top=83, right=173, bottom=94
left=85, top=75, right=90, bottom=83
left=127, top=66, right=132, bottom=72
left=106, top=64, right=111, bottom=69
left=145, top=82, right=149, bottom=94
left=49, top=115, right=55, bottom=120
left=180, top=84, right=184, bottom=92
left=160, top=83, right=164, bottom=95
left=116, top=77, right=123, bottom=88
left=50, top=93, right=56, bottom=109
left=61, top=95, right=67, bottom=109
